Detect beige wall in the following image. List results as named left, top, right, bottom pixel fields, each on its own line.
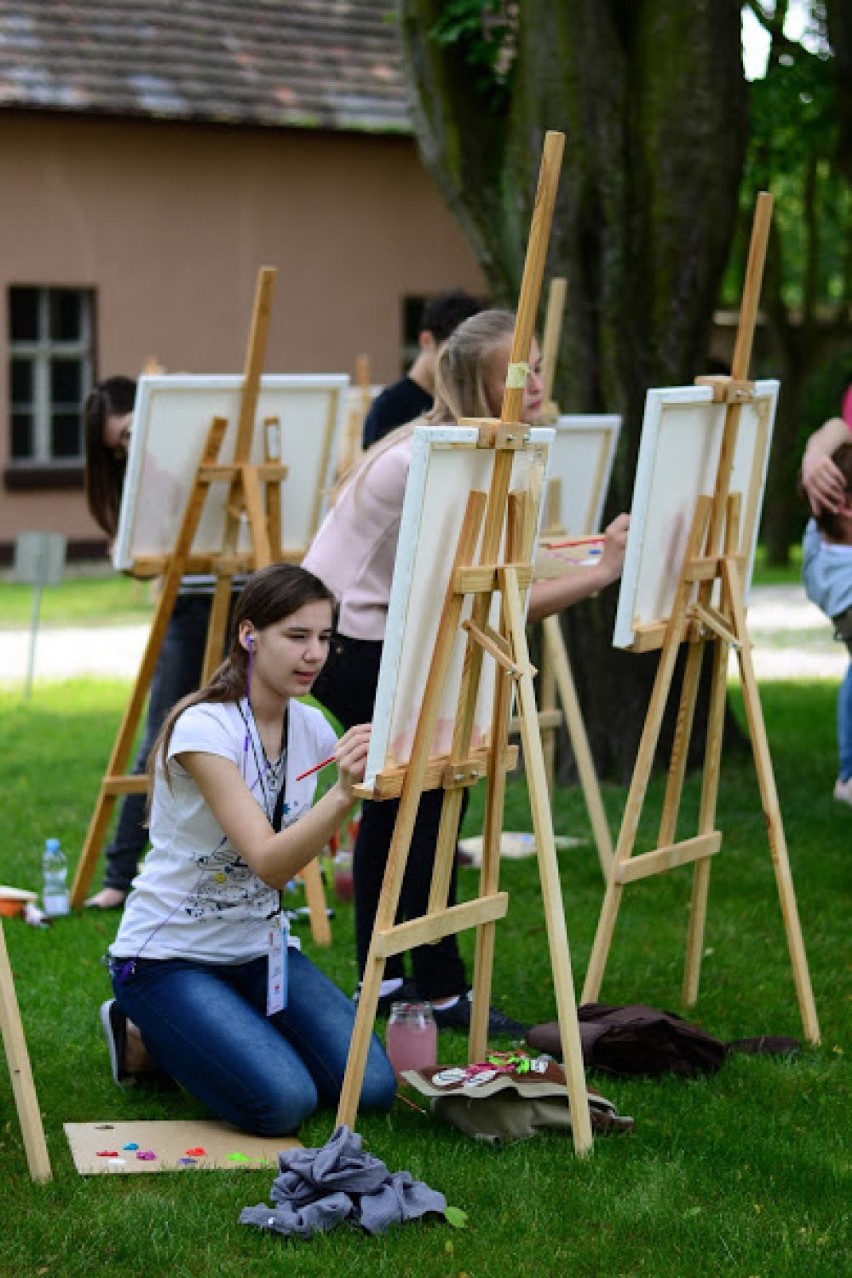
left=0, top=113, right=486, bottom=553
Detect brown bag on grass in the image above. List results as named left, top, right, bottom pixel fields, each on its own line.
left=526, top=1004, right=799, bottom=1080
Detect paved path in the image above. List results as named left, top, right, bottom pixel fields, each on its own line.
left=0, top=583, right=845, bottom=689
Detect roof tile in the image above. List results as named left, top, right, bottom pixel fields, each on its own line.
left=0, top=0, right=412, bottom=133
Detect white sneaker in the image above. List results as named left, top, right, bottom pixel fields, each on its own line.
left=833, top=777, right=852, bottom=806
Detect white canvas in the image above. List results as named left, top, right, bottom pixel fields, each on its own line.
left=113, top=374, right=348, bottom=571
left=364, top=424, right=554, bottom=788
left=549, top=414, right=621, bottom=535
left=612, top=380, right=778, bottom=649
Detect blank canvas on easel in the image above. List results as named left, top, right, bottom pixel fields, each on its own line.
left=548, top=414, right=621, bottom=535
left=364, top=424, right=554, bottom=787
left=113, top=373, right=348, bottom=571
left=613, top=380, right=778, bottom=649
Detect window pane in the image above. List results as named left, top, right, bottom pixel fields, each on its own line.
left=10, top=357, right=33, bottom=404
left=50, top=290, right=82, bottom=341
left=11, top=413, right=33, bottom=459
left=51, top=358, right=82, bottom=403
left=51, top=412, right=82, bottom=458
left=9, top=288, right=39, bottom=341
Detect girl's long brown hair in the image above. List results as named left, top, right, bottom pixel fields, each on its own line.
left=83, top=376, right=136, bottom=538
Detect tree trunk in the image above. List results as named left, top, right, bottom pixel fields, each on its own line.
left=401, top=0, right=751, bottom=777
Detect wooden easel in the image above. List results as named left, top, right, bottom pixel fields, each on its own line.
left=335, top=132, right=594, bottom=1156
left=70, top=267, right=331, bottom=945
left=0, top=920, right=52, bottom=1181
left=522, top=276, right=614, bottom=876
left=581, top=193, right=820, bottom=1045
left=336, top=353, right=372, bottom=477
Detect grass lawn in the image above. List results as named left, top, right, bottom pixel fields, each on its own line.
left=0, top=671, right=848, bottom=1277
left=0, top=566, right=156, bottom=629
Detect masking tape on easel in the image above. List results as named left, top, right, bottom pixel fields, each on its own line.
left=506, top=361, right=530, bottom=388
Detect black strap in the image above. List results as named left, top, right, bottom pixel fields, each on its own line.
left=271, top=775, right=287, bottom=833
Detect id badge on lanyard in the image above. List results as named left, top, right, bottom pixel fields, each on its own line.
left=266, top=768, right=289, bottom=1015
left=267, top=911, right=289, bottom=1015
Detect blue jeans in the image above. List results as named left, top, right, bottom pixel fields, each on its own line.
left=839, top=661, right=852, bottom=780
left=103, top=594, right=217, bottom=892
left=110, top=949, right=396, bottom=1135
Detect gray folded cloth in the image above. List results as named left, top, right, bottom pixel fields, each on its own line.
left=239, top=1124, right=447, bottom=1238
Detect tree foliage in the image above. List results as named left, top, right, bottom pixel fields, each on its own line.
left=733, top=2, right=851, bottom=564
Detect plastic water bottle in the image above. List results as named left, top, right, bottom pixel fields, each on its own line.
left=42, top=837, right=70, bottom=917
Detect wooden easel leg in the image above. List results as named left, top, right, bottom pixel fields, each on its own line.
left=336, top=947, right=388, bottom=1130
left=582, top=500, right=713, bottom=1004
left=469, top=652, right=514, bottom=1063
left=504, top=575, right=592, bottom=1155
left=581, top=628, right=685, bottom=1004
left=657, top=641, right=704, bottom=850
left=70, top=586, right=174, bottom=906
left=543, top=615, right=613, bottom=877
left=0, top=922, right=51, bottom=1182
left=724, top=561, right=820, bottom=1044
left=682, top=633, right=729, bottom=1005
left=299, top=859, right=331, bottom=947
left=202, top=579, right=233, bottom=685
left=539, top=625, right=558, bottom=793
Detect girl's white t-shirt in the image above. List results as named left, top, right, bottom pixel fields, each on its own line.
left=110, top=697, right=337, bottom=964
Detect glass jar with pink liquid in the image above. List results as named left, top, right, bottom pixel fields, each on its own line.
left=385, top=1001, right=437, bottom=1076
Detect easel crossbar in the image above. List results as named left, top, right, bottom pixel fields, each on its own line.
left=690, top=602, right=740, bottom=647
left=372, top=893, right=510, bottom=958
left=613, top=832, right=721, bottom=884
left=454, top=563, right=533, bottom=594
left=103, top=776, right=149, bottom=796
left=354, top=746, right=519, bottom=802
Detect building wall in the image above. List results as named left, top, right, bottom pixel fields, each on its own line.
left=0, top=113, right=486, bottom=553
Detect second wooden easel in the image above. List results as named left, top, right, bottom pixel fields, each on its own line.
left=70, top=267, right=331, bottom=944
left=335, top=132, right=595, bottom=1156
left=581, top=193, right=819, bottom=1045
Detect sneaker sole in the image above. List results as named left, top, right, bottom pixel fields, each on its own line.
left=99, top=999, right=129, bottom=1086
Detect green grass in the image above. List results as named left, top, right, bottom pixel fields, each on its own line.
left=750, top=542, right=804, bottom=587
left=0, top=676, right=848, bottom=1276
left=0, top=569, right=156, bottom=629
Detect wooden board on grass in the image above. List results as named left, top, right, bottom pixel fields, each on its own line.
left=64, top=1119, right=299, bottom=1175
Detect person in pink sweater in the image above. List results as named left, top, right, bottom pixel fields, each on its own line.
left=304, top=309, right=629, bottom=1036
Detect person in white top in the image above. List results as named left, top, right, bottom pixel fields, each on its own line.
left=304, top=309, right=630, bottom=1035
left=103, top=563, right=395, bottom=1134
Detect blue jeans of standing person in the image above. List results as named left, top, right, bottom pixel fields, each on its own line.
left=839, top=661, right=852, bottom=780
left=102, top=593, right=215, bottom=893
left=110, top=949, right=396, bottom=1134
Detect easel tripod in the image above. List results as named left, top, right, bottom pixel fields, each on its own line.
left=582, top=193, right=819, bottom=1045
left=335, top=132, right=596, bottom=1156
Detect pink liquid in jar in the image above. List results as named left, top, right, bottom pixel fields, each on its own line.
left=385, top=1001, right=438, bottom=1076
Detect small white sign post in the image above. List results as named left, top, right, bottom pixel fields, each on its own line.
left=13, top=531, right=66, bottom=699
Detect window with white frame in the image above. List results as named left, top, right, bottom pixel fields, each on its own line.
left=8, top=287, right=94, bottom=468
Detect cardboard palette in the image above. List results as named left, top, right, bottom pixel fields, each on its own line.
left=64, top=1120, right=300, bottom=1175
